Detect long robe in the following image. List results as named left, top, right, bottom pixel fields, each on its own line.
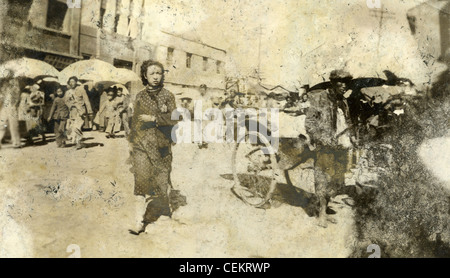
left=128, top=86, right=186, bottom=223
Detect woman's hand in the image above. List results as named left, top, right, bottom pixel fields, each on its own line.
left=139, top=114, right=156, bottom=122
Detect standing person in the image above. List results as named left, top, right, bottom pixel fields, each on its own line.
left=0, top=70, right=21, bottom=149
left=114, top=87, right=131, bottom=135
left=128, top=60, right=187, bottom=235
left=305, top=69, right=357, bottom=228
left=85, top=82, right=102, bottom=131
left=100, top=89, right=119, bottom=138
left=93, top=88, right=108, bottom=132
left=65, top=76, right=93, bottom=150
left=47, top=87, right=69, bottom=148
left=25, top=83, right=46, bottom=144
left=18, top=90, right=30, bottom=132
left=199, top=84, right=210, bottom=106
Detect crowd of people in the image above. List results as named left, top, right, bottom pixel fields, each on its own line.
left=0, top=73, right=132, bottom=150
left=1, top=57, right=414, bottom=233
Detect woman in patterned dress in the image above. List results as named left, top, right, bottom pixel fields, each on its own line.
left=128, top=60, right=186, bottom=235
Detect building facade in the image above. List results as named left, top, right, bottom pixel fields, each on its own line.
left=0, top=0, right=227, bottom=103
left=407, top=0, right=450, bottom=63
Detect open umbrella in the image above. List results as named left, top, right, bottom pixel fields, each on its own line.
left=0, top=57, right=59, bottom=79
left=94, top=68, right=141, bottom=88
left=59, top=59, right=117, bottom=85
left=114, top=68, right=140, bottom=84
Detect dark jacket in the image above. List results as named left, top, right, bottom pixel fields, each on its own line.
left=48, top=97, right=70, bottom=120
left=305, top=89, right=354, bottom=147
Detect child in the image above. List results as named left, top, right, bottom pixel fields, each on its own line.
left=47, top=87, right=69, bottom=147
left=114, top=87, right=131, bottom=135
left=26, top=84, right=46, bottom=144
left=98, top=89, right=118, bottom=138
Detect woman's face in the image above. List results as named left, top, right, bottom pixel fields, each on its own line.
left=146, top=65, right=163, bottom=87
left=68, top=79, right=77, bottom=89
left=56, top=89, right=63, bottom=97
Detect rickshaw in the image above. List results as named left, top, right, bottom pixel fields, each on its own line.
left=229, top=90, right=316, bottom=208
left=229, top=82, right=414, bottom=208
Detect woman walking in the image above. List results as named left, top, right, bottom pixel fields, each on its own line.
left=65, top=76, right=93, bottom=150
left=128, top=60, right=186, bottom=235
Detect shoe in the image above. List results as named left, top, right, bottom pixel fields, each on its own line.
left=128, top=222, right=149, bottom=236
left=26, top=138, right=34, bottom=146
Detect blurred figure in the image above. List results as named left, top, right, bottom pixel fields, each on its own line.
left=65, top=76, right=93, bottom=150
left=25, top=83, right=46, bottom=145
left=199, top=84, right=213, bottom=109
left=103, top=89, right=120, bottom=138
left=0, top=70, right=21, bottom=149
left=179, top=97, right=193, bottom=120
left=114, top=87, right=130, bottom=135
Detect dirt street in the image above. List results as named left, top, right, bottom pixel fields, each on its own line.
left=0, top=131, right=356, bottom=258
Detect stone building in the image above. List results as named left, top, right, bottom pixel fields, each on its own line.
left=0, top=0, right=227, bottom=103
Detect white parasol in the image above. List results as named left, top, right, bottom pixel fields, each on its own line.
left=0, top=57, right=59, bottom=79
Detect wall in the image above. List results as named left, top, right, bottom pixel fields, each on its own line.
left=142, top=29, right=227, bottom=90
left=0, top=0, right=82, bottom=64
left=407, top=1, right=448, bottom=60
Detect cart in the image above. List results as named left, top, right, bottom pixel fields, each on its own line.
left=229, top=85, right=409, bottom=208
left=229, top=100, right=316, bottom=208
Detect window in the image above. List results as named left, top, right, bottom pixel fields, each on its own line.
left=6, top=0, right=32, bottom=20
left=216, top=61, right=223, bottom=74
left=186, top=53, right=192, bottom=68
left=82, top=53, right=92, bottom=60
left=167, top=47, right=174, bottom=64
left=114, top=14, right=120, bottom=33
left=203, top=57, right=208, bottom=71
left=114, top=59, right=133, bottom=70
left=46, top=0, right=69, bottom=31
left=99, top=8, right=106, bottom=28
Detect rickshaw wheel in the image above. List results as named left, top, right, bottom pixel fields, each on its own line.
left=231, top=131, right=279, bottom=208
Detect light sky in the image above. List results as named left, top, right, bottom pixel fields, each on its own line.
left=144, top=0, right=435, bottom=88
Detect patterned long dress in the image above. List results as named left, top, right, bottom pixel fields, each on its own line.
left=128, top=86, right=186, bottom=222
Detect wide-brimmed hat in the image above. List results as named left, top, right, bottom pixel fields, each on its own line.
left=329, top=69, right=353, bottom=82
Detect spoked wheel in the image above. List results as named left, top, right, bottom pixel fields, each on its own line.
left=231, top=131, right=279, bottom=208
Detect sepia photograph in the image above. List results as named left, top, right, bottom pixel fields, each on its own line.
left=0, top=0, right=449, bottom=260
